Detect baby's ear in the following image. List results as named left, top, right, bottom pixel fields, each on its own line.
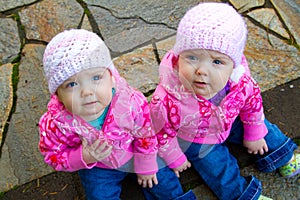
left=55, top=90, right=63, bottom=102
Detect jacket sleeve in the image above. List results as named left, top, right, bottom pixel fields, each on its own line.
left=129, top=91, right=158, bottom=175
left=38, top=112, right=97, bottom=172
left=150, top=90, right=187, bottom=169
left=239, top=76, right=268, bottom=141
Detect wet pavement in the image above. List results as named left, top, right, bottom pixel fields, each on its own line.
left=0, top=0, right=299, bottom=199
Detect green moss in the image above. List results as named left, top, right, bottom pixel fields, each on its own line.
left=286, top=38, right=298, bottom=50
left=11, top=55, right=21, bottom=64
left=11, top=63, right=19, bottom=114
left=0, top=185, right=19, bottom=197
left=10, top=13, right=20, bottom=21
left=84, top=7, right=91, bottom=15
left=76, top=0, right=90, bottom=15
left=294, top=43, right=300, bottom=51
left=294, top=138, right=300, bottom=146
left=0, top=191, right=5, bottom=197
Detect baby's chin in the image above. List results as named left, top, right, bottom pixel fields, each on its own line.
left=80, top=112, right=102, bottom=122
left=193, top=89, right=218, bottom=100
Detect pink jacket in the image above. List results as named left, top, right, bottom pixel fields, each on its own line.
left=150, top=51, right=268, bottom=168
left=39, top=76, right=158, bottom=175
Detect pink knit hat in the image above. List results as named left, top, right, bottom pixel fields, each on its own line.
left=173, top=2, right=247, bottom=67
left=43, top=29, right=114, bottom=94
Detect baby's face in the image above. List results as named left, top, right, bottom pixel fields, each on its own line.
left=57, top=67, right=114, bottom=121
left=177, top=49, right=234, bottom=99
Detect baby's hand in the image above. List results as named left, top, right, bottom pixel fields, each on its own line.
left=82, top=138, right=112, bottom=164
left=243, top=138, right=268, bottom=155
left=172, top=160, right=191, bottom=177
left=137, top=174, right=158, bottom=188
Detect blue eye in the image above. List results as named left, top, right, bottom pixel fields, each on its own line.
left=213, top=59, right=222, bottom=65
left=93, top=75, right=102, bottom=80
left=67, top=82, right=77, bottom=88
left=187, top=55, right=198, bottom=61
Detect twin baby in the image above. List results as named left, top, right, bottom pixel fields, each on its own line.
left=38, top=3, right=299, bottom=200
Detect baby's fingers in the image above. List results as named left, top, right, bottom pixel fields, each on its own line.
left=258, top=148, right=265, bottom=155
left=96, top=143, right=112, bottom=159
left=147, top=179, right=153, bottom=188
left=263, top=145, right=268, bottom=153
left=247, top=149, right=255, bottom=154
left=101, top=144, right=112, bottom=157
left=259, top=146, right=268, bottom=155
left=137, top=177, right=148, bottom=188
left=96, top=141, right=109, bottom=152
left=173, top=169, right=180, bottom=178
left=152, top=176, right=158, bottom=186
left=186, top=161, right=191, bottom=168
left=81, top=137, right=88, bottom=147
left=89, top=139, right=101, bottom=151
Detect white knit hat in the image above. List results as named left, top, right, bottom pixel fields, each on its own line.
left=173, top=2, right=247, bottom=67
left=43, top=29, right=113, bottom=94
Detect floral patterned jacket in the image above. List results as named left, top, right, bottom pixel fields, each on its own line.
left=150, top=51, right=268, bottom=169
left=39, top=76, right=158, bottom=175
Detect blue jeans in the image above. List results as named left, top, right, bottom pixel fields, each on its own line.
left=179, top=117, right=297, bottom=200
left=78, top=158, right=196, bottom=200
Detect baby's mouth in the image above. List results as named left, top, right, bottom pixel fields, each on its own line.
left=193, top=81, right=208, bottom=89
left=194, top=80, right=206, bottom=85
left=83, top=101, right=97, bottom=106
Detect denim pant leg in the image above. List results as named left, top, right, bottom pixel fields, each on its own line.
left=179, top=138, right=262, bottom=200
left=143, top=163, right=196, bottom=200
left=78, top=167, right=127, bottom=200
left=255, top=119, right=298, bottom=172
left=228, top=117, right=298, bottom=172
